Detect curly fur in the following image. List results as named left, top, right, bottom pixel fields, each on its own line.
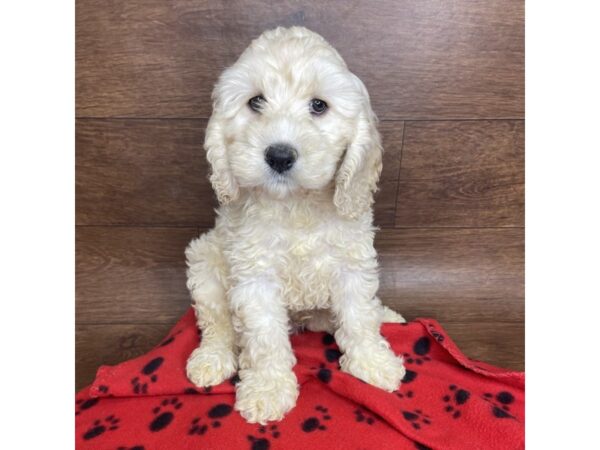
left=185, top=26, right=406, bottom=424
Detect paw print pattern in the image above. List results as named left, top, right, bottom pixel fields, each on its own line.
left=188, top=417, right=209, bottom=436
left=188, top=403, right=233, bottom=436
left=131, top=357, right=164, bottom=394
left=414, top=443, right=433, bottom=450
left=310, top=363, right=333, bottom=384
left=403, top=337, right=432, bottom=365
left=322, top=333, right=342, bottom=364
left=396, top=389, right=415, bottom=400
left=354, top=408, right=376, bottom=425
left=301, top=405, right=332, bottom=432
left=159, top=329, right=182, bottom=347
left=482, top=391, right=516, bottom=419
left=402, top=369, right=418, bottom=383
left=246, top=424, right=281, bottom=450
left=76, top=397, right=99, bottom=415
left=247, top=435, right=270, bottom=450
left=258, top=424, right=281, bottom=439
left=442, top=385, right=470, bottom=418
left=208, top=403, right=233, bottom=422
left=426, top=323, right=445, bottom=343
left=149, top=397, right=183, bottom=432
left=184, top=385, right=213, bottom=394
left=401, top=409, right=432, bottom=430
left=82, top=415, right=120, bottom=440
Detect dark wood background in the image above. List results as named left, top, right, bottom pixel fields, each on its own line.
left=76, top=0, right=524, bottom=390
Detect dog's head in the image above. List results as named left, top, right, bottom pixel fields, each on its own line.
left=205, top=26, right=382, bottom=219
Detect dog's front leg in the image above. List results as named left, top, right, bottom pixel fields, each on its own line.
left=330, top=269, right=406, bottom=392
left=230, top=277, right=298, bottom=424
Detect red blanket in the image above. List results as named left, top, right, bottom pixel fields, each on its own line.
left=76, top=309, right=524, bottom=449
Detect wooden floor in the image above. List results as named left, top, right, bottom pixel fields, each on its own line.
left=76, top=0, right=524, bottom=390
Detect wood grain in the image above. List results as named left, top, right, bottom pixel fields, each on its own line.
left=77, top=226, right=522, bottom=325
left=76, top=0, right=523, bottom=119
left=76, top=119, right=215, bottom=226
left=395, top=121, right=524, bottom=227
left=76, top=323, right=173, bottom=390
left=376, top=228, right=524, bottom=322
left=76, top=226, right=197, bottom=324
left=442, top=322, right=524, bottom=371
left=375, top=122, right=404, bottom=227
left=76, top=320, right=523, bottom=390
left=75, top=119, right=402, bottom=227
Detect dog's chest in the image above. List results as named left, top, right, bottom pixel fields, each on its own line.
left=280, top=232, right=333, bottom=310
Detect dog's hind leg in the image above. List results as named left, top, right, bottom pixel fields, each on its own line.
left=185, top=230, right=237, bottom=387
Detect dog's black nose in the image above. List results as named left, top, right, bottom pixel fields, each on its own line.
left=265, top=143, right=297, bottom=173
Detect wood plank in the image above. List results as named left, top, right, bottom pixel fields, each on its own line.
left=77, top=226, right=522, bottom=324
left=76, top=119, right=402, bottom=227
left=76, top=323, right=173, bottom=391
left=76, top=320, right=523, bottom=390
left=76, top=0, right=523, bottom=119
left=377, top=228, right=524, bottom=322
left=395, top=121, right=524, bottom=227
left=76, top=226, right=197, bottom=324
left=441, top=322, right=524, bottom=371
left=375, top=122, right=404, bottom=227
left=76, top=119, right=216, bottom=226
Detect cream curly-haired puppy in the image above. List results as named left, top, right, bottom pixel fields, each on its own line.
left=185, top=26, right=406, bottom=424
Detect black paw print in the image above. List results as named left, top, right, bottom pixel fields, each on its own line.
left=149, top=397, right=183, bottom=432
left=247, top=435, right=270, bottom=450
left=482, top=391, right=516, bottom=419
left=131, top=357, right=164, bottom=394
left=322, top=333, right=342, bottom=364
left=184, top=385, right=213, bottom=394
left=75, top=397, right=99, bottom=415
left=403, top=337, right=432, bottom=365
left=159, top=329, right=182, bottom=347
left=247, top=423, right=281, bottom=450
left=415, top=443, right=432, bottom=450
left=301, top=405, right=332, bottom=432
left=259, top=424, right=281, bottom=439
left=82, top=415, right=120, bottom=440
left=354, top=408, right=376, bottom=425
left=188, top=417, right=209, bottom=436
left=396, top=389, right=415, bottom=400
left=310, top=363, right=333, bottom=384
left=208, top=403, right=233, bottom=420
left=401, top=409, right=432, bottom=430
left=403, top=369, right=418, bottom=383
left=188, top=403, right=233, bottom=436
left=442, top=385, right=470, bottom=418
left=426, top=323, right=445, bottom=343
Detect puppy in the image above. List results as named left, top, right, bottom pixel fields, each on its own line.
left=185, top=26, right=406, bottom=424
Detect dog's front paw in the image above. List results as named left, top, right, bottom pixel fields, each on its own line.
left=235, top=370, right=299, bottom=424
left=186, top=345, right=238, bottom=387
left=341, top=346, right=405, bottom=392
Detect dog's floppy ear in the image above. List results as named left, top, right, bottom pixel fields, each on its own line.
left=333, top=76, right=383, bottom=219
left=204, top=96, right=239, bottom=205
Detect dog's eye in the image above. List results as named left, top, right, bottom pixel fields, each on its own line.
left=248, top=95, right=266, bottom=112
left=309, top=98, right=328, bottom=116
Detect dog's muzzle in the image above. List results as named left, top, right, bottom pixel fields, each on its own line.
left=265, top=143, right=297, bottom=174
